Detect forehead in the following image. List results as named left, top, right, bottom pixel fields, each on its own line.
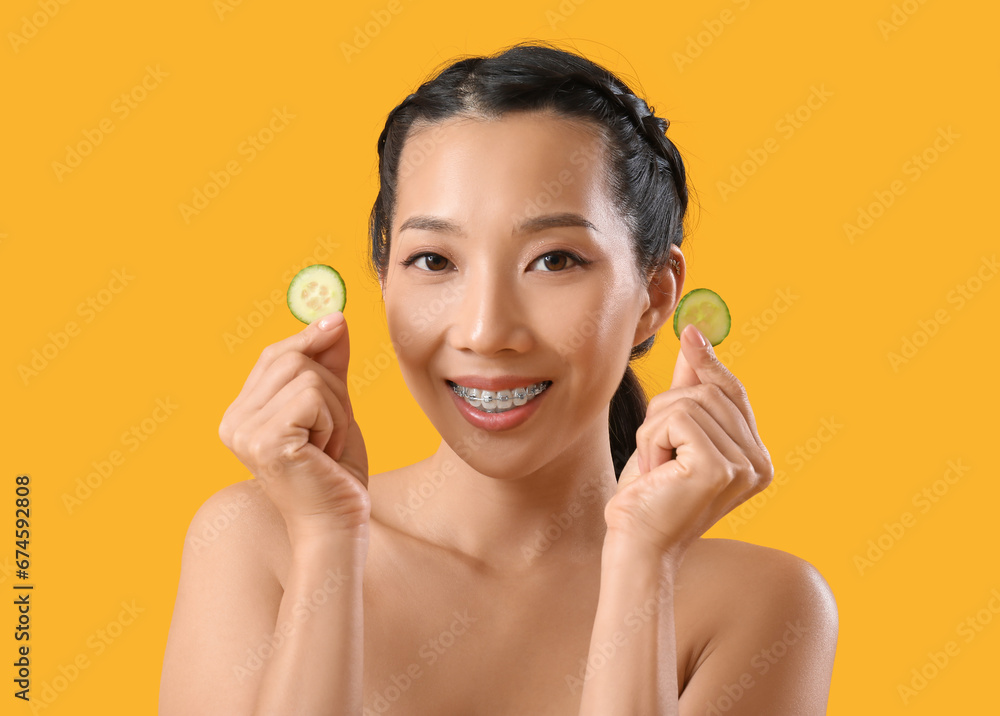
left=393, top=111, right=615, bottom=227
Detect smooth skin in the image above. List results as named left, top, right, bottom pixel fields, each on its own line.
left=160, top=110, right=838, bottom=715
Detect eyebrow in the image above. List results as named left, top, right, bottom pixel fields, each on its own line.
left=398, top=212, right=599, bottom=237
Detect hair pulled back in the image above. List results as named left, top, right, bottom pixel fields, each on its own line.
left=368, top=41, right=690, bottom=479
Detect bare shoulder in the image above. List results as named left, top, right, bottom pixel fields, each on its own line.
left=185, top=469, right=406, bottom=584
left=181, top=479, right=289, bottom=575
left=188, top=478, right=283, bottom=529
left=683, top=538, right=837, bottom=615
left=675, top=538, right=839, bottom=715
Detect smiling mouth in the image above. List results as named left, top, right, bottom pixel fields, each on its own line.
left=447, top=380, right=553, bottom=413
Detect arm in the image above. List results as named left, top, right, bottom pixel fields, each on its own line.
left=162, top=313, right=372, bottom=714
left=252, top=530, right=368, bottom=714
left=158, top=482, right=369, bottom=715
left=577, top=532, right=681, bottom=716
left=582, top=324, right=837, bottom=714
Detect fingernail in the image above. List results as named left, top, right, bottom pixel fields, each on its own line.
left=687, top=323, right=708, bottom=348
left=318, top=312, right=344, bottom=331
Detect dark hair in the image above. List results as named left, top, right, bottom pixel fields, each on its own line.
left=367, top=40, right=690, bottom=480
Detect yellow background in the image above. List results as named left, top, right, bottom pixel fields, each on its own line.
left=2, top=0, right=997, bottom=713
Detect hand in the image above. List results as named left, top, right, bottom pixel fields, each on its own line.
left=218, top=312, right=371, bottom=541
left=604, top=323, right=773, bottom=566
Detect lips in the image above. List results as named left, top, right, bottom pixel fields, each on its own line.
left=446, top=377, right=551, bottom=431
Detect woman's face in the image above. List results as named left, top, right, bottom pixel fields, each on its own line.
left=382, top=110, right=677, bottom=478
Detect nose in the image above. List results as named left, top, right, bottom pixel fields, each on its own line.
left=448, top=268, right=533, bottom=356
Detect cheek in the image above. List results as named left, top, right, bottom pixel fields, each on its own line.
left=550, top=320, right=632, bottom=391
left=548, top=307, right=604, bottom=362
left=385, top=290, right=439, bottom=388
left=543, top=280, right=637, bottom=365
left=386, top=280, right=460, bottom=333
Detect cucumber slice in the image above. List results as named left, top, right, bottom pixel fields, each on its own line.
left=673, top=288, right=731, bottom=346
left=287, top=264, right=346, bottom=324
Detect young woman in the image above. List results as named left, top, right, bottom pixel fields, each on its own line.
left=160, top=41, right=838, bottom=715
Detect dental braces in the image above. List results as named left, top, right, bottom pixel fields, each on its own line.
left=450, top=381, right=551, bottom=403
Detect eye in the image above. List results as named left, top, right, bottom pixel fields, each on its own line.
left=400, top=250, right=588, bottom=273
left=530, top=251, right=585, bottom=272
left=400, top=252, right=450, bottom=272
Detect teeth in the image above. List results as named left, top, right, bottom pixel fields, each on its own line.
left=495, top=389, right=513, bottom=410
left=451, top=381, right=550, bottom=413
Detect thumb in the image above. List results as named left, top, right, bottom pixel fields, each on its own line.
left=614, top=447, right=645, bottom=494
left=670, top=323, right=712, bottom=389
left=308, top=311, right=351, bottom=387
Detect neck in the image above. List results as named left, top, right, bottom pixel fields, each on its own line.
left=399, top=422, right=620, bottom=575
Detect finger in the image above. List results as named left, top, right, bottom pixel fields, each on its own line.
left=636, top=400, right=715, bottom=475
left=637, top=397, right=749, bottom=478
left=640, top=411, right=755, bottom=518
left=252, top=371, right=349, bottom=457
left=671, top=322, right=761, bottom=441
left=243, top=312, right=348, bottom=393
left=616, top=448, right=644, bottom=492
left=669, top=323, right=703, bottom=389
left=220, top=352, right=351, bottom=453
left=310, top=312, right=351, bottom=388
left=646, top=385, right=762, bottom=469
left=243, top=351, right=352, bottom=426
left=642, top=410, right=727, bottom=487
left=252, top=387, right=336, bottom=481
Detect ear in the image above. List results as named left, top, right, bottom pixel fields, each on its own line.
left=632, top=245, right=685, bottom=348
